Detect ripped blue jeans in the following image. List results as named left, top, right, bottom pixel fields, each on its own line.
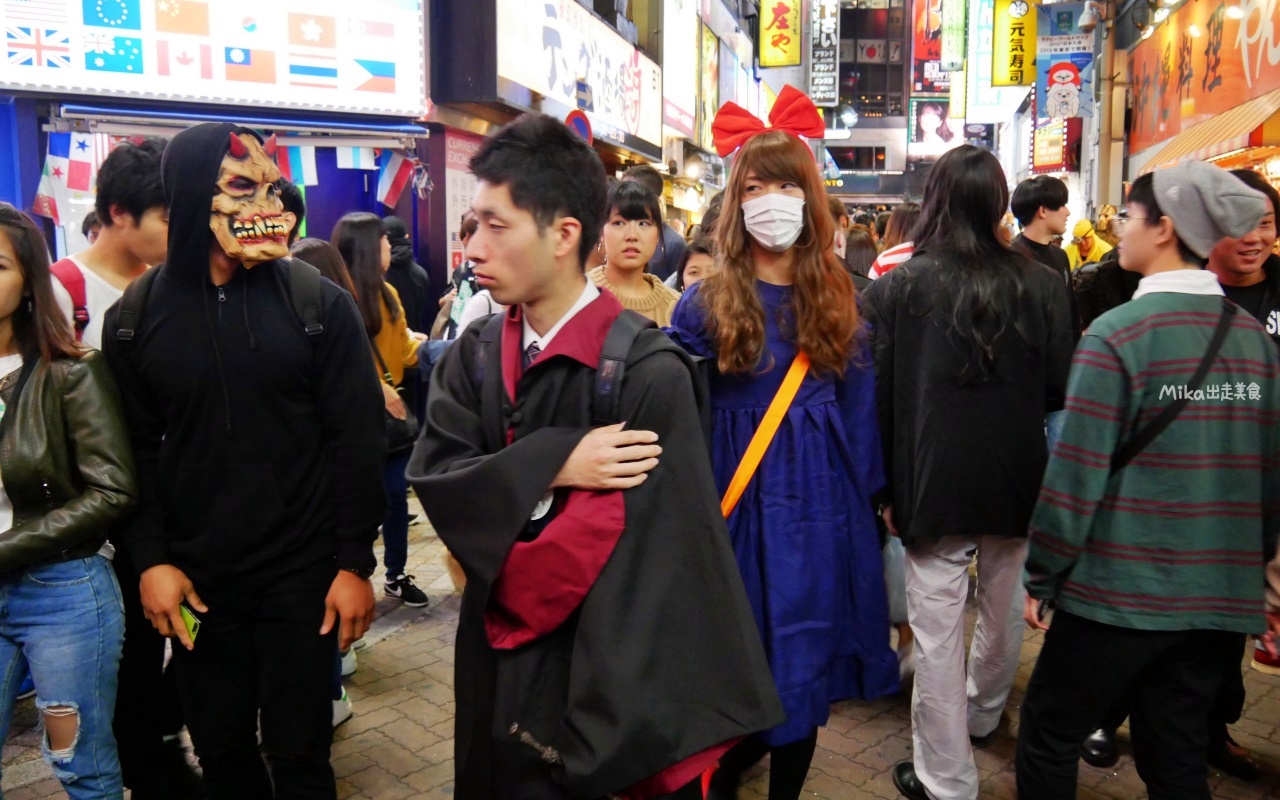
left=0, top=555, right=125, bottom=798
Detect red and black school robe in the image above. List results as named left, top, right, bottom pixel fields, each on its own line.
left=407, top=291, right=783, bottom=799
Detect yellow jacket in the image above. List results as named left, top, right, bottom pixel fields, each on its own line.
left=372, top=283, right=419, bottom=387
left=1065, top=237, right=1113, bottom=270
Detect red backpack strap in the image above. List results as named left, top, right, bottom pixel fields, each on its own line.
left=50, top=258, right=89, bottom=342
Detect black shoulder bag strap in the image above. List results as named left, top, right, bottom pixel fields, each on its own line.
left=1110, top=298, right=1238, bottom=474
left=591, top=310, right=655, bottom=426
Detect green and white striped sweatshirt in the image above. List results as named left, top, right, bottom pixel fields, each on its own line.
left=1025, top=275, right=1280, bottom=634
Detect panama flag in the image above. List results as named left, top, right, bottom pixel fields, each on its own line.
left=65, top=133, right=95, bottom=191
left=277, top=146, right=318, bottom=186
left=354, top=58, right=394, bottom=92
left=376, top=151, right=413, bottom=208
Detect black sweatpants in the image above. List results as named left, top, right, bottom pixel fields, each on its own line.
left=1016, top=611, right=1234, bottom=800
left=171, top=563, right=338, bottom=800
left=112, top=552, right=187, bottom=795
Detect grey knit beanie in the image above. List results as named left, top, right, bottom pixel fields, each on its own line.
left=1151, top=161, right=1269, bottom=258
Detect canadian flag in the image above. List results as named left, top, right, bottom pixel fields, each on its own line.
left=157, top=39, right=213, bottom=79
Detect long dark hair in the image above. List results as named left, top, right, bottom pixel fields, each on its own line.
left=911, top=145, right=1028, bottom=379
left=291, top=237, right=356, bottom=297
left=332, top=212, right=397, bottom=337
left=0, top=204, right=79, bottom=363
left=844, top=228, right=877, bottom=278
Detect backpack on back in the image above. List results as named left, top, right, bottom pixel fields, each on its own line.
left=50, top=258, right=89, bottom=342
left=114, top=259, right=327, bottom=349
left=471, top=309, right=655, bottom=432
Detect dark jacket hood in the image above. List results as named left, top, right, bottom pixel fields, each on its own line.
left=382, top=215, right=415, bottom=268
left=161, top=122, right=263, bottom=286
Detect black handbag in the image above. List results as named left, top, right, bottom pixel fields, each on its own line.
left=372, top=344, right=420, bottom=456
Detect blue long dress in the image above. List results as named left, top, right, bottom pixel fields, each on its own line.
left=667, top=280, right=899, bottom=746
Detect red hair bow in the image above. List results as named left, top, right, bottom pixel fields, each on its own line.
left=710, top=85, right=826, bottom=158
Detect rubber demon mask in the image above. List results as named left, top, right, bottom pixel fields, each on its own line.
left=211, top=132, right=288, bottom=265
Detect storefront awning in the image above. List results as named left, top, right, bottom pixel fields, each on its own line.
left=1140, top=87, right=1280, bottom=175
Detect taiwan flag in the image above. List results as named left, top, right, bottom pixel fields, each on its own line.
left=354, top=58, right=394, bottom=92
left=225, top=47, right=275, bottom=82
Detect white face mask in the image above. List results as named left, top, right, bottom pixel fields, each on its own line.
left=741, top=193, right=806, bottom=252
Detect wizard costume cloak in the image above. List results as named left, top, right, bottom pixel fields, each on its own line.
left=666, top=281, right=900, bottom=747
left=407, top=287, right=783, bottom=799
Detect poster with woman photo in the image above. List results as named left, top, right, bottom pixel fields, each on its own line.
left=909, top=98, right=962, bottom=155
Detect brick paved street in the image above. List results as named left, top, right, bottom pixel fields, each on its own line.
left=5, top=498, right=1280, bottom=798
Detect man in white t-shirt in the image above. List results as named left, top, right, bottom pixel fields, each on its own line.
left=52, top=138, right=168, bottom=350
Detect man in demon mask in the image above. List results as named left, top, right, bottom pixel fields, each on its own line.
left=104, top=122, right=386, bottom=799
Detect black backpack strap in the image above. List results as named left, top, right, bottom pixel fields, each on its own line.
left=474, top=313, right=507, bottom=446
left=114, top=266, right=163, bottom=349
left=1111, top=298, right=1238, bottom=474
left=285, top=259, right=325, bottom=343
left=592, top=310, right=655, bottom=426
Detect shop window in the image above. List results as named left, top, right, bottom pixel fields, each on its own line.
left=830, top=147, right=889, bottom=171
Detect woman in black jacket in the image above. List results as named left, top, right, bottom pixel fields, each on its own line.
left=861, top=147, right=1072, bottom=800
left=0, top=203, right=137, bottom=796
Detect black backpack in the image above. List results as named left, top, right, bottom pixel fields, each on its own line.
left=471, top=309, right=654, bottom=432
left=114, top=259, right=326, bottom=349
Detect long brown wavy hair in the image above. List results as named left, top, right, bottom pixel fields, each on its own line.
left=702, top=131, right=859, bottom=377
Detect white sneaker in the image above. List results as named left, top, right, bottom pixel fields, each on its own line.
left=332, top=688, right=353, bottom=727
left=340, top=648, right=357, bottom=677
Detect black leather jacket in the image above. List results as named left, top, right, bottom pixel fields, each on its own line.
left=0, top=351, right=137, bottom=572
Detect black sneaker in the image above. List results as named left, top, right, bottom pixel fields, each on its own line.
left=384, top=574, right=430, bottom=608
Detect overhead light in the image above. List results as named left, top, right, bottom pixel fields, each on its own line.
left=1154, top=7, right=1170, bottom=22
left=1226, top=4, right=1244, bottom=17
left=839, top=106, right=858, bottom=127
left=1188, top=23, right=1201, bottom=36
left=684, top=152, right=705, bottom=179
left=1141, top=24, right=1155, bottom=38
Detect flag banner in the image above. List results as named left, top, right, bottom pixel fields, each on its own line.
left=288, top=13, right=336, bottom=48
left=856, top=39, right=888, bottom=63
left=278, top=145, right=318, bottom=186
left=5, top=0, right=69, bottom=24
left=157, top=39, right=212, bottom=79
left=33, top=159, right=61, bottom=225
left=348, top=18, right=394, bottom=38
left=66, top=133, right=94, bottom=191
left=336, top=147, right=378, bottom=170
left=154, top=0, right=209, bottom=36
left=287, top=52, right=337, bottom=88
left=377, top=151, right=413, bottom=207
left=2, top=0, right=424, bottom=117
left=6, top=26, right=72, bottom=68
left=354, top=58, right=395, bottom=92
left=83, top=32, right=140, bottom=72
left=81, top=0, right=141, bottom=30
left=224, top=47, right=276, bottom=83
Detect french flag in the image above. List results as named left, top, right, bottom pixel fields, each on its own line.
left=376, top=151, right=413, bottom=208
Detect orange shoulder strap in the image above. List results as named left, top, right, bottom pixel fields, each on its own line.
left=720, top=352, right=811, bottom=519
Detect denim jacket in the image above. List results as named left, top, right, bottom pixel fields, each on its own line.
left=0, top=351, right=137, bottom=573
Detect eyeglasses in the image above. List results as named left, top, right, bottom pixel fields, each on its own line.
left=1113, top=209, right=1148, bottom=228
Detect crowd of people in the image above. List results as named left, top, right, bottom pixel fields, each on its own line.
left=0, top=84, right=1277, bottom=800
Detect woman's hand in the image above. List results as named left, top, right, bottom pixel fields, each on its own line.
left=439, top=288, right=458, bottom=309
left=382, top=382, right=407, bottom=420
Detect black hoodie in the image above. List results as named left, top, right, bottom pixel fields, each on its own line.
left=103, top=123, right=385, bottom=587
left=382, top=215, right=431, bottom=333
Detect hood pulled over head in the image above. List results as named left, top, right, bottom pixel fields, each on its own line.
left=161, top=123, right=287, bottom=283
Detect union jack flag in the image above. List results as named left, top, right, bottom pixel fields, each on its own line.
left=6, top=26, right=71, bottom=68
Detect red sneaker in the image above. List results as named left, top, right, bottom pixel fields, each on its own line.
left=1251, top=639, right=1280, bottom=675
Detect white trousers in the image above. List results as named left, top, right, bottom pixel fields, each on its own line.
left=905, top=535, right=1029, bottom=800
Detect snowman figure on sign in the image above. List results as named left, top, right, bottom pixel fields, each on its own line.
left=1044, top=61, right=1082, bottom=119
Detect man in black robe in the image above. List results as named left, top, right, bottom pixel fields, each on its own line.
left=406, top=113, right=782, bottom=800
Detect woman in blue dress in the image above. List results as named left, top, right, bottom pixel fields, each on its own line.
left=667, top=94, right=898, bottom=800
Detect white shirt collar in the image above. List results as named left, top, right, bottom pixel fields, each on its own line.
left=521, top=277, right=600, bottom=352
left=1131, top=269, right=1225, bottom=301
